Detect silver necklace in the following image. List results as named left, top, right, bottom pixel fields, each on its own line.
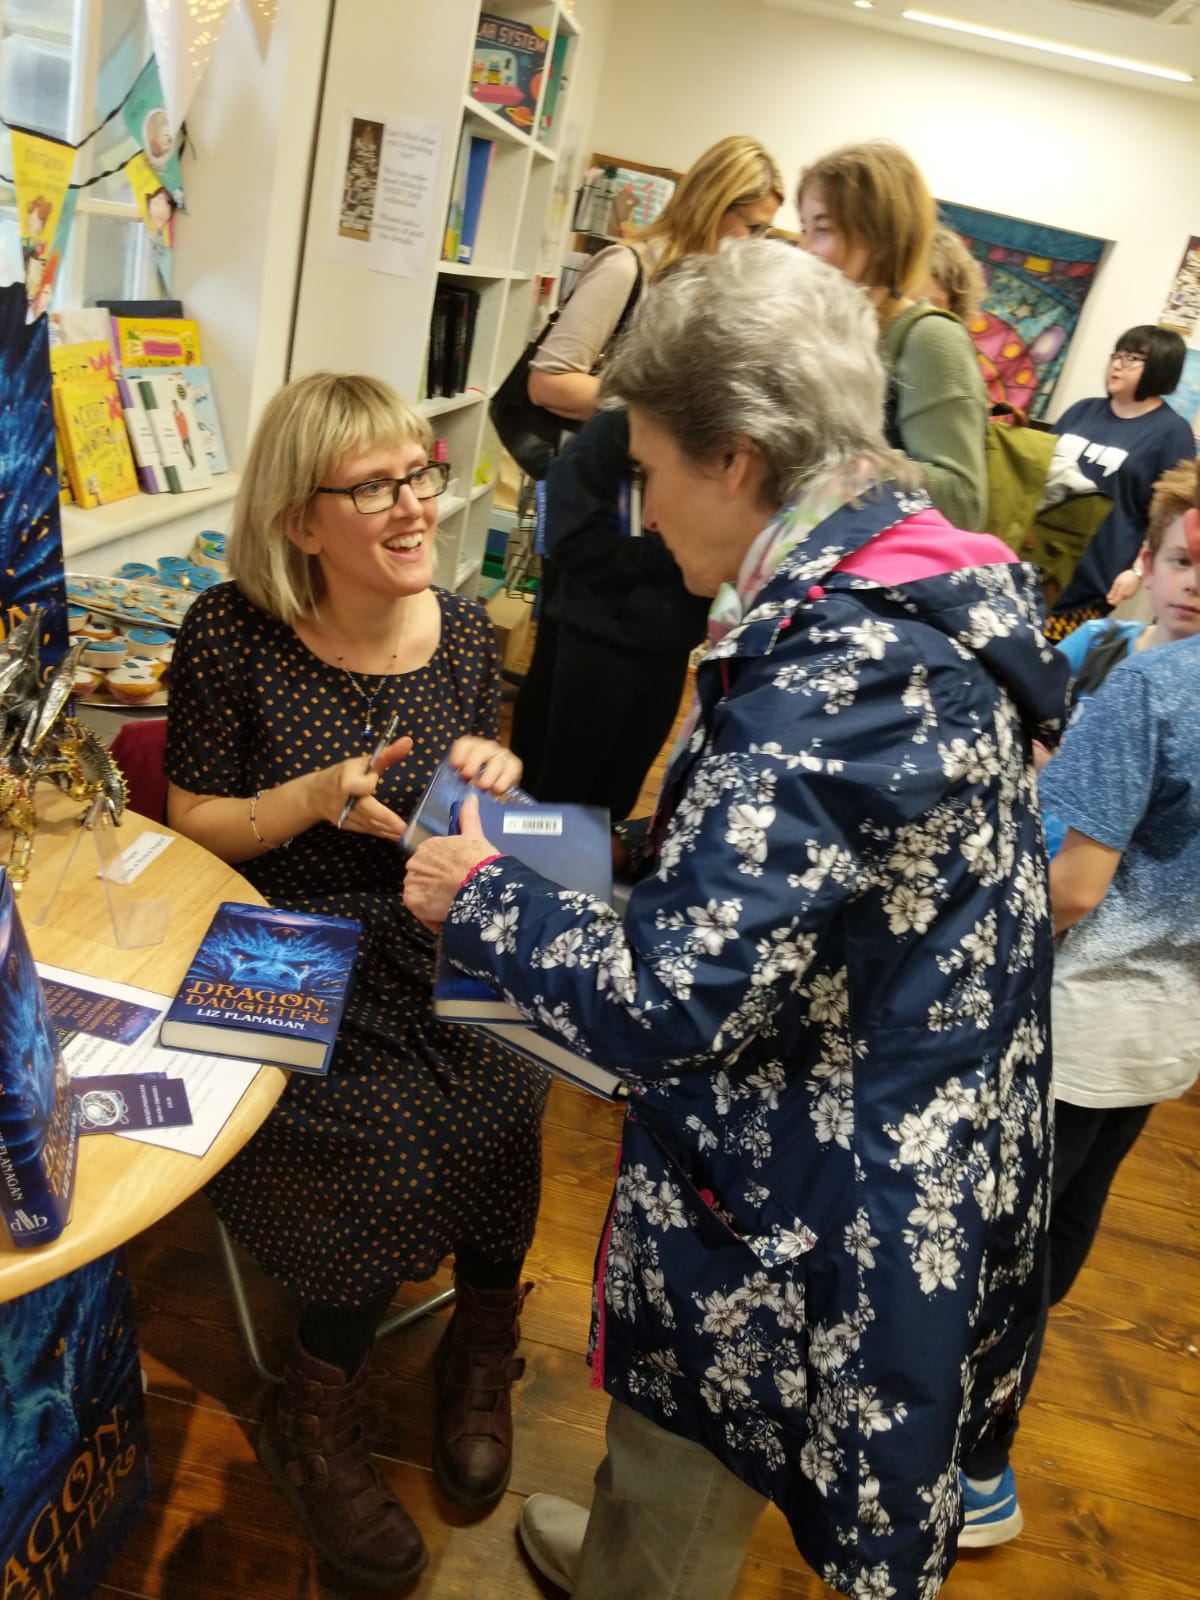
left=339, top=662, right=393, bottom=741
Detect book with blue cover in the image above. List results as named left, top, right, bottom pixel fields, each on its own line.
left=158, top=902, right=362, bottom=1074
left=406, top=759, right=624, bottom=1100
left=0, top=866, right=79, bottom=1248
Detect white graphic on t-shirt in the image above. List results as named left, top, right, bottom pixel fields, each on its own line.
left=1058, top=431, right=1128, bottom=478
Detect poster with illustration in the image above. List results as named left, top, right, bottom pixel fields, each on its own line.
left=126, top=150, right=176, bottom=291
left=10, top=128, right=76, bottom=320
left=1168, top=348, right=1200, bottom=447
left=0, top=283, right=68, bottom=667
left=1160, top=235, right=1200, bottom=338
left=327, top=108, right=441, bottom=278
left=122, top=55, right=185, bottom=210
left=938, top=201, right=1107, bottom=420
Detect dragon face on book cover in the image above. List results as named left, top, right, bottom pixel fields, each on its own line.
left=0, top=1250, right=152, bottom=1600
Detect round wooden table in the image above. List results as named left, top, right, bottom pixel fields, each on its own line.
left=0, top=791, right=287, bottom=1302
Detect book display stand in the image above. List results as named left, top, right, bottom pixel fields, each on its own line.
left=31, top=794, right=172, bottom=949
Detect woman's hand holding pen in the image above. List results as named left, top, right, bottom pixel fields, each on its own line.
left=446, top=736, right=522, bottom=795
left=403, top=794, right=499, bottom=930
left=311, top=735, right=413, bottom=838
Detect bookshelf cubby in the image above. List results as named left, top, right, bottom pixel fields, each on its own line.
left=289, top=0, right=582, bottom=596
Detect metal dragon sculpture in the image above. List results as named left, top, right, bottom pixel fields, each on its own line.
left=0, top=609, right=127, bottom=890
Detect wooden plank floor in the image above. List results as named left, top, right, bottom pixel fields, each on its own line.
left=100, top=644, right=1199, bottom=1600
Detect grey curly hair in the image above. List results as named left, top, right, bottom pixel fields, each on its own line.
left=598, top=240, right=914, bottom=505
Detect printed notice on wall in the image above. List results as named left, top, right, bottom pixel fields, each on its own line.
left=327, top=108, right=441, bottom=278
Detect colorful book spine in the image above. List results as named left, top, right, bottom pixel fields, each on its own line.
left=443, top=125, right=472, bottom=263
left=457, top=137, right=494, bottom=265
left=116, top=375, right=167, bottom=493
left=0, top=867, right=79, bottom=1248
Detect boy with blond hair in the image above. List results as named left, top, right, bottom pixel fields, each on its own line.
left=961, top=458, right=1200, bottom=1545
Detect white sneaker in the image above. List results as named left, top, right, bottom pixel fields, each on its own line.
left=518, top=1493, right=589, bottom=1593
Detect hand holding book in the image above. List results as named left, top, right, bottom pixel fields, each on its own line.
left=404, top=792, right=501, bottom=930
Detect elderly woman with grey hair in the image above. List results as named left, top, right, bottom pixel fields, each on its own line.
left=404, top=242, right=1067, bottom=1600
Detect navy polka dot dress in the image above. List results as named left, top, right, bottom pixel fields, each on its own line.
left=165, top=582, right=549, bottom=1305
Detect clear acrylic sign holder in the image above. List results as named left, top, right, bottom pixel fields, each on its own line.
left=32, top=795, right=172, bottom=948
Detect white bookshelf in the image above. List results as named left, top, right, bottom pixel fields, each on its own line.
left=289, top=0, right=583, bottom=596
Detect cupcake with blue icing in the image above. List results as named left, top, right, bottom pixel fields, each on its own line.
left=127, top=627, right=174, bottom=661
left=81, top=637, right=128, bottom=669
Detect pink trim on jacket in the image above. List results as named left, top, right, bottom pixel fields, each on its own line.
left=457, top=851, right=502, bottom=891
left=835, top=509, right=1016, bottom=585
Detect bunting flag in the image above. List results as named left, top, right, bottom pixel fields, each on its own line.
left=143, top=0, right=235, bottom=135
left=239, top=0, right=278, bottom=59
left=123, top=56, right=186, bottom=211
left=10, top=130, right=76, bottom=320
left=127, top=150, right=176, bottom=292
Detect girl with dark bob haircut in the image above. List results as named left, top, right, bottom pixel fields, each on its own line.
left=1047, top=322, right=1193, bottom=638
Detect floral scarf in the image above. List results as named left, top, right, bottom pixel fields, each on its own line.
left=664, top=458, right=886, bottom=780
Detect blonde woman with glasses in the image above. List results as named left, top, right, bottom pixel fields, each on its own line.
left=165, top=372, right=548, bottom=1589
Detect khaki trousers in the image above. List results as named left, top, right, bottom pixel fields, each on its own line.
left=573, top=1399, right=768, bottom=1600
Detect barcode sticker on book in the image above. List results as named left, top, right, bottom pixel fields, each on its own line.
left=502, top=812, right=564, bottom=836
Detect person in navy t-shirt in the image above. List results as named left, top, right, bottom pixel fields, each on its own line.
left=1047, top=324, right=1194, bottom=640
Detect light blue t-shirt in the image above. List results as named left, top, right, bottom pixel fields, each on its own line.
left=1043, top=619, right=1146, bottom=858
left=1040, top=631, right=1200, bottom=1106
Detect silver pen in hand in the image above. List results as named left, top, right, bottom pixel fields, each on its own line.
left=336, top=712, right=401, bottom=830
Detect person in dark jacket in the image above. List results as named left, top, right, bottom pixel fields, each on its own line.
left=510, top=407, right=708, bottom=817
left=404, top=242, right=1068, bottom=1600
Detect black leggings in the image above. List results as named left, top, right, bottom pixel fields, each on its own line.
left=298, top=1245, right=524, bottom=1375
left=962, top=1098, right=1152, bottom=1479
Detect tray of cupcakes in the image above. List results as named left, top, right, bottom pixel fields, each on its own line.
left=66, top=535, right=229, bottom=710
left=70, top=621, right=175, bottom=710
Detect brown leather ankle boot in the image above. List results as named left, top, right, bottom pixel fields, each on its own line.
left=433, top=1279, right=531, bottom=1511
left=257, top=1343, right=427, bottom=1589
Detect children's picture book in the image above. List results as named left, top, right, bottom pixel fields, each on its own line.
left=47, top=308, right=118, bottom=355
left=55, top=377, right=140, bottom=508
left=0, top=1250, right=152, bottom=1600
left=0, top=867, right=79, bottom=1248
left=134, top=373, right=212, bottom=491
left=49, top=337, right=119, bottom=386
left=405, top=760, right=624, bottom=1100
left=112, top=314, right=202, bottom=368
left=115, top=374, right=168, bottom=493
left=159, top=902, right=363, bottom=1074
left=125, top=363, right=227, bottom=473
left=470, top=13, right=549, bottom=132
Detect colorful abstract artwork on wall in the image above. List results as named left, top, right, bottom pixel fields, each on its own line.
left=938, top=201, right=1108, bottom=421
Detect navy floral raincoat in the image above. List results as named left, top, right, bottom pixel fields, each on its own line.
left=442, top=484, right=1069, bottom=1599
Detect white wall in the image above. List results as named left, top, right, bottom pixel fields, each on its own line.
left=588, top=0, right=1200, bottom=415
left=173, top=0, right=330, bottom=466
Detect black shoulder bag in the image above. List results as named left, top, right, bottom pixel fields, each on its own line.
left=489, top=248, right=642, bottom=481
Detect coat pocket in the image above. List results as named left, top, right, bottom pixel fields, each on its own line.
left=601, top=1113, right=816, bottom=1454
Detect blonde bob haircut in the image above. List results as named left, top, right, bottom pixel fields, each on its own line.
left=797, top=140, right=935, bottom=299
left=928, top=223, right=987, bottom=323
left=228, top=372, right=432, bottom=628
left=641, top=136, right=784, bottom=274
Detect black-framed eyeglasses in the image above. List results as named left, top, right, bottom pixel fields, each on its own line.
left=1109, top=351, right=1147, bottom=368
left=315, top=462, right=452, bottom=513
left=731, top=207, right=773, bottom=239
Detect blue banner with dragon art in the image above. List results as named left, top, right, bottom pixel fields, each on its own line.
left=1, top=281, right=68, bottom=669
left=0, top=1249, right=152, bottom=1599
left=938, top=201, right=1108, bottom=422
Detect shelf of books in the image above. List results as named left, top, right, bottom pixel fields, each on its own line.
left=47, top=307, right=238, bottom=566
left=289, top=0, right=582, bottom=601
